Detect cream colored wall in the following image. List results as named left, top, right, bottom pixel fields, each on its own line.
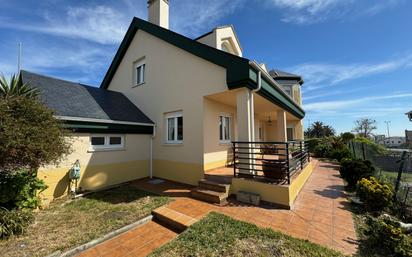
left=38, top=133, right=151, bottom=200
left=216, top=27, right=242, bottom=57
left=196, top=27, right=242, bottom=57
left=197, top=31, right=217, bottom=48
left=203, top=98, right=237, bottom=170
left=107, top=30, right=229, bottom=185
left=148, top=0, right=169, bottom=29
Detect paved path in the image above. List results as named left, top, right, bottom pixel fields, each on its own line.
left=77, top=160, right=358, bottom=256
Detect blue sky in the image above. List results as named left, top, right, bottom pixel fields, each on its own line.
left=1, top=0, right=411, bottom=136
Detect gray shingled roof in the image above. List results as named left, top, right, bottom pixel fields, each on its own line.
left=269, top=69, right=300, bottom=79
left=21, top=70, right=153, bottom=124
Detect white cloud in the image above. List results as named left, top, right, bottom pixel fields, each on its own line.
left=0, top=5, right=134, bottom=44
left=0, top=1, right=245, bottom=44
left=304, top=93, right=412, bottom=112
left=265, top=0, right=402, bottom=24
left=171, top=0, right=245, bottom=36
left=292, top=54, right=412, bottom=90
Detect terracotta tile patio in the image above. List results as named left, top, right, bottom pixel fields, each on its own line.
left=77, top=159, right=358, bottom=256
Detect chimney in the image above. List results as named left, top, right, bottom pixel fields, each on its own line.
left=148, top=0, right=169, bottom=29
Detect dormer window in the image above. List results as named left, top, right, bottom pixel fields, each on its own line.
left=134, top=58, right=146, bottom=86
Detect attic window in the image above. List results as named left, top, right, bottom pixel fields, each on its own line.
left=134, top=58, right=146, bottom=86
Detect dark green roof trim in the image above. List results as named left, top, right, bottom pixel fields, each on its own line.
left=248, top=67, right=305, bottom=119
left=63, top=120, right=154, bottom=134
left=100, top=17, right=250, bottom=90
left=100, top=17, right=304, bottom=119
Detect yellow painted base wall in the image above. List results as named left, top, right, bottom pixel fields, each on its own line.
left=230, top=162, right=314, bottom=208
left=289, top=162, right=313, bottom=205
left=153, top=159, right=204, bottom=186
left=38, top=160, right=149, bottom=201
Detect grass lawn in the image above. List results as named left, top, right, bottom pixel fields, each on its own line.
left=150, top=212, right=345, bottom=257
left=379, top=170, right=412, bottom=183
left=0, top=184, right=169, bottom=257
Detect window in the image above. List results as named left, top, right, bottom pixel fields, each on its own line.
left=282, top=85, right=293, bottom=98
left=287, top=127, right=294, bottom=141
left=90, top=135, right=124, bottom=151
left=165, top=111, right=183, bottom=143
left=134, top=59, right=146, bottom=86
left=219, top=114, right=231, bottom=143
left=258, top=127, right=263, bottom=140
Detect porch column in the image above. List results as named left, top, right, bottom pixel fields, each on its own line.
left=236, top=88, right=253, bottom=142
left=295, top=120, right=304, bottom=140
left=276, top=110, right=287, bottom=142
left=236, top=88, right=254, bottom=174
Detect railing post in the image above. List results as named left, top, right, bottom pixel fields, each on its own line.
left=300, top=141, right=303, bottom=170
left=286, top=142, right=290, bottom=184
left=232, top=142, right=236, bottom=178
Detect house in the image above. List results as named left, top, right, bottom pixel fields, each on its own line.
left=382, top=136, right=406, bottom=148
left=375, top=134, right=386, bottom=145
left=406, top=130, right=412, bottom=144
left=24, top=0, right=312, bottom=209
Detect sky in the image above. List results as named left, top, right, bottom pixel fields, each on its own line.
left=0, top=0, right=411, bottom=136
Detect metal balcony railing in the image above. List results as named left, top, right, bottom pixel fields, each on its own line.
left=232, top=141, right=310, bottom=184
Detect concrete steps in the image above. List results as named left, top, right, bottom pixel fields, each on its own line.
left=152, top=206, right=197, bottom=232
left=190, top=178, right=230, bottom=204
left=198, top=179, right=230, bottom=192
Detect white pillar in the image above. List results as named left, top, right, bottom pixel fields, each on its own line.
left=295, top=120, right=304, bottom=140
left=276, top=110, right=287, bottom=142
left=236, top=88, right=254, bottom=174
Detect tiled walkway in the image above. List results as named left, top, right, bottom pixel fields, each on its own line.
left=77, top=221, right=177, bottom=257
left=77, top=160, right=358, bottom=256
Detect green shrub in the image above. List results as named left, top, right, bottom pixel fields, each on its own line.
left=0, top=208, right=34, bottom=239
left=0, top=170, right=47, bottom=210
left=329, top=148, right=352, bottom=162
left=313, top=143, right=332, bottom=158
left=357, top=177, right=393, bottom=211
left=364, top=216, right=412, bottom=257
left=339, top=158, right=375, bottom=187
left=306, top=138, right=322, bottom=153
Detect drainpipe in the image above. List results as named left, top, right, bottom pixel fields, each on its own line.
left=149, top=125, right=156, bottom=179
left=249, top=68, right=262, bottom=174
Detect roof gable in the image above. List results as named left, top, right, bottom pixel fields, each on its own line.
left=100, top=17, right=250, bottom=90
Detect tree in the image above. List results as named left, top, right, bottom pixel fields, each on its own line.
left=0, top=75, right=71, bottom=175
left=0, top=74, right=38, bottom=98
left=305, top=121, right=335, bottom=138
left=341, top=132, right=355, bottom=143
left=353, top=118, right=377, bottom=138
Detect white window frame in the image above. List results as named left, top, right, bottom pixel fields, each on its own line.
left=282, top=85, right=294, bottom=98
left=133, top=58, right=146, bottom=87
left=165, top=111, right=183, bottom=144
left=89, top=134, right=125, bottom=151
left=219, top=113, right=232, bottom=143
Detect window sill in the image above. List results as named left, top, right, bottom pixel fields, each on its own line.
left=132, top=82, right=145, bottom=88
left=219, top=141, right=232, bottom=146
left=163, top=142, right=184, bottom=146
left=88, top=148, right=125, bottom=153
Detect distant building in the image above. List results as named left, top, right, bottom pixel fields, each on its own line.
left=374, top=134, right=386, bottom=145
left=406, top=130, right=412, bottom=144
left=383, top=136, right=406, bottom=148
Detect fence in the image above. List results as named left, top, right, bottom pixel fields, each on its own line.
left=348, top=141, right=412, bottom=216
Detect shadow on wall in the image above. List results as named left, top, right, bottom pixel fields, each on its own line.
left=53, top=171, right=70, bottom=198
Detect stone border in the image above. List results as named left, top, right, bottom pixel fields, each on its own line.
left=46, top=215, right=153, bottom=257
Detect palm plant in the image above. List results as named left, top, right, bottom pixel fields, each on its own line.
left=0, top=73, right=38, bottom=98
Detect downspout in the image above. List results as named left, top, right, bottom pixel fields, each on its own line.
left=149, top=125, right=155, bottom=179
left=249, top=68, right=262, bottom=174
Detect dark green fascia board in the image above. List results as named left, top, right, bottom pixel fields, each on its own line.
left=100, top=16, right=250, bottom=89
left=62, top=120, right=154, bottom=134
left=229, top=67, right=305, bottom=119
